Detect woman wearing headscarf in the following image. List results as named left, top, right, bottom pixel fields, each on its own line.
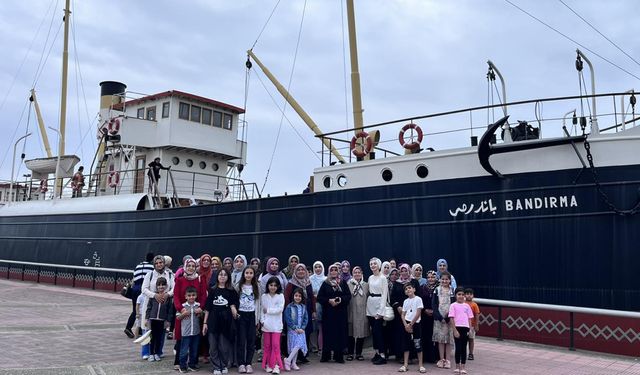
left=284, top=263, right=315, bottom=364
left=412, top=263, right=427, bottom=287
left=340, top=260, right=352, bottom=283
left=222, top=257, right=233, bottom=273
left=381, top=261, right=391, bottom=278
left=390, top=264, right=421, bottom=361
left=309, top=261, right=326, bottom=353
left=231, top=254, right=247, bottom=287
left=346, top=266, right=369, bottom=361
left=198, top=254, right=213, bottom=293
left=435, top=259, right=457, bottom=290
left=317, top=263, right=351, bottom=363
left=421, top=270, right=439, bottom=364
left=259, top=257, right=288, bottom=294
left=141, top=255, right=175, bottom=358
left=366, top=257, right=388, bottom=365
left=250, top=257, right=261, bottom=274
left=282, top=255, right=300, bottom=279
left=383, top=267, right=399, bottom=359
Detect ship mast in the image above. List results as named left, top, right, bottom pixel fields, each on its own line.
left=345, top=0, right=364, bottom=132
left=59, top=0, right=71, bottom=156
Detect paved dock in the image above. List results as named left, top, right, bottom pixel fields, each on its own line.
left=1, top=278, right=638, bottom=375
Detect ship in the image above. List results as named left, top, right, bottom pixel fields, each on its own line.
left=0, top=0, right=639, bottom=314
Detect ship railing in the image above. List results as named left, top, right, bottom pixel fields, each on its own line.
left=475, top=297, right=640, bottom=353
left=317, top=91, right=639, bottom=167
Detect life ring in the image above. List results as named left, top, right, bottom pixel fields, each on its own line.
left=39, top=179, right=48, bottom=193
left=350, top=131, right=373, bottom=158
left=398, top=123, right=423, bottom=150
left=107, top=118, right=121, bottom=135
left=107, top=171, right=120, bottom=188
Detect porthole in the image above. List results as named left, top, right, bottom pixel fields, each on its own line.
left=323, top=176, right=333, bottom=189
left=171, top=156, right=180, bottom=165
left=337, top=174, right=347, bottom=187
left=199, top=161, right=206, bottom=169
left=186, top=159, right=193, bottom=167
left=416, top=164, right=429, bottom=178
left=381, top=168, right=393, bottom=182
left=212, top=163, right=219, bottom=171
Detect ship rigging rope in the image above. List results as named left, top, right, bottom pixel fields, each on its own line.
left=504, top=0, right=640, bottom=81
left=559, top=0, right=640, bottom=69
left=340, top=0, right=350, bottom=131
left=32, top=20, right=63, bottom=88
left=260, top=0, right=309, bottom=194
left=70, top=3, right=94, bottom=160
left=250, top=0, right=282, bottom=50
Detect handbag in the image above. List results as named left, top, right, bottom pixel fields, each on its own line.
left=121, top=281, right=133, bottom=299
left=383, top=304, right=395, bottom=321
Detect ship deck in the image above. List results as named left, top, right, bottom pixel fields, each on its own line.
left=0, top=278, right=637, bottom=375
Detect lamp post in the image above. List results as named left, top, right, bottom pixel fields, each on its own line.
left=23, top=174, right=31, bottom=201
left=48, top=127, right=62, bottom=199
left=9, top=133, right=32, bottom=205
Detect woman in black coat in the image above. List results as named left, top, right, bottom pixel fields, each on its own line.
left=317, top=263, right=351, bottom=363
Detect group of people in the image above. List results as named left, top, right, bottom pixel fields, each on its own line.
left=124, top=253, right=480, bottom=375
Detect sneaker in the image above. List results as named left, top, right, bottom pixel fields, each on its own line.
left=142, top=355, right=149, bottom=360
left=213, top=371, right=222, bottom=375
left=467, top=353, right=474, bottom=360
left=245, top=365, right=254, bottom=374
left=272, top=366, right=280, bottom=375
left=124, top=328, right=134, bottom=338
left=167, top=332, right=174, bottom=340
left=284, top=358, right=291, bottom=371
left=148, top=355, right=156, bottom=362
left=154, top=354, right=162, bottom=361
left=437, top=359, right=444, bottom=368
left=238, top=365, right=246, bottom=373
left=373, top=356, right=387, bottom=365
left=187, top=367, right=197, bottom=372
left=265, top=366, right=273, bottom=373
left=174, top=364, right=180, bottom=371
left=444, top=360, right=451, bottom=369
left=371, top=353, right=381, bottom=363
left=291, top=363, right=300, bottom=371
left=179, top=368, right=188, bottom=374
left=222, top=368, right=228, bottom=374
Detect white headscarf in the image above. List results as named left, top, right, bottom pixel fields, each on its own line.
left=310, top=261, right=326, bottom=295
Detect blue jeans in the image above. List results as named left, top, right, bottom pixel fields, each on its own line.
left=180, top=335, right=200, bottom=369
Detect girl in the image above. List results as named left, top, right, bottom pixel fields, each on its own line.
left=347, top=266, right=369, bottom=361
left=146, top=277, right=171, bottom=362
left=317, top=263, right=351, bottom=363
left=203, top=269, right=239, bottom=375
left=285, top=263, right=315, bottom=364
left=411, top=263, right=427, bottom=286
left=448, top=287, right=474, bottom=375
left=309, top=261, right=326, bottom=353
left=284, top=288, right=309, bottom=371
left=259, top=257, right=288, bottom=294
left=173, top=258, right=206, bottom=370
left=236, top=266, right=261, bottom=374
left=436, top=259, right=457, bottom=290
left=432, top=271, right=455, bottom=369
left=340, top=260, right=352, bottom=283
left=261, top=276, right=285, bottom=374
left=366, top=257, right=388, bottom=365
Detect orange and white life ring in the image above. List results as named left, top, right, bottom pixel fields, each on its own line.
left=39, top=179, right=48, bottom=193
left=350, top=131, right=373, bottom=158
left=398, top=123, right=423, bottom=150
left=107, top=118, right=121, bottom=135
left=107, top=171, right=120, bottom=188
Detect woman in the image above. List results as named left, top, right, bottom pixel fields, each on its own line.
left=340, top=260, right=352, bottom=283
left=390, top=264, right=422, bottom=361
left=381, top=261, right=391, bottom=278
left=309, top=261, right=326, bottom=353
left=366, top=257, right=388, bottom=365
left=198, top=254, right=213, bottom=292
left=346, top=266, right=369, bottom=361
left=436, top=258, right=457, bottom=290
left=412, top=263, right=427, bottom=286
left=284, top=263, right=315, bottom=364
left=250, top=257, right=261, bottom=273
left=222, top=257, right=233, bottom=274
left=259, top=257, right=288, bottom=294
left=231, top=254, right=247, bottom=287
left=282, top=255, right=300, bottom=279
left=421, top=270, right=439, bottom=364
left=317, top=263, right=351, bottom=363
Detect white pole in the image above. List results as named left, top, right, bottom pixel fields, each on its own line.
left=9, top=133, right=32, bottom=205
left=48, top=127, right=62, bottom=199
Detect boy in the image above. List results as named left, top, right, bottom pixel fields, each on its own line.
left=464, top=288, right=480, bottom=360
left=135, top=292, right=150, bottom=360
left=146, top=277, right=171, bottom=362
left=177, top=286, right=202, bottom=373
left=400, top=283, right=426, bottom=373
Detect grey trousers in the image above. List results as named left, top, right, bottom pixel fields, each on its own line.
left=208, top=332, right=231, bottom=371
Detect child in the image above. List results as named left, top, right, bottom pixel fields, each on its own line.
left=236, top=266, right=261, bottom=374
left=203, top=269, right=239, bottom=375
left=135, top=292, right=150, bottom=360
left=399, top=283, right=426, bottom=373
left=284, top=288, right=309, bottom=371
left=449, top=287, right=474, bottom=375
left=261, top=276, right=285, bottom=374
left=464, top=288, right=480, bottom=361
left=177, top=286, right=202, bottom=373
left=145, top=277, right=171, bottom=362
left=432, top=271, right=454, bottom=369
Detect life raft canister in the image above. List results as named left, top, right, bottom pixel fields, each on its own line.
left=107, top=117, right=121, bottom=135
left=350, top=131, right=373, bottom=158
left=39, top=179, right=48, bottom=193
left=398, top=123, right=423, bottom=150
left=107, top=171, right=120, bottom=188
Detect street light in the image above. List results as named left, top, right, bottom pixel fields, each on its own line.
left=23, top=174, right=31, bottom=201
left=9, top=133, right=32, bottom=205
left=48, top=126, right=62, bottom=199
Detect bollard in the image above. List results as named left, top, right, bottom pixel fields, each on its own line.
left=497, top=306, right=504, bottom=341
left=569, top=312, right=575, bottom=351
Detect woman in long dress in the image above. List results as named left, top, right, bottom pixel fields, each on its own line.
left=347, top=266, right=369, bottom=361
left=317, top=263, right=351, bottom=363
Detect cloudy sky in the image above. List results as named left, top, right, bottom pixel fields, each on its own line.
left=0, top=0, right=638, bottom=196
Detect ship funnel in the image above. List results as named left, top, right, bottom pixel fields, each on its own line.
left=99, top=81, right=127, bottom=110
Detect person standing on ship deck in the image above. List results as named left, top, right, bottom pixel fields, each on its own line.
left=125, top=252, right=155, bottom=339
left=71, top=166, right=85, bottom=198
left=147, top=157, right=170, bottom=195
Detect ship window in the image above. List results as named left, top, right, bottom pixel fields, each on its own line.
left=223, top=113, right=233, bottom=130
left=416, top=164, right=428, bottom=178
left=179, top=102, right=190, bottom=120
left=186, top=159, right=193, bottom=167
left=190, top=105, right=201, bottom=123
left=172, top=157, right=180, bottom=165
left=323, top=176, right=332, bottom=189
left=202, top=108, right=212, bottom=125
left=337, top=174, right=347, bottom=187
left=212, top=163, right=219, bottom=171
left=162, top=102, right=170, bottom=118
left=146, top=106, right=156, bottom=121
left=212, top=111, right=223, bottom=128
left=199, top=161, right=206, bottom=169
left=381, top=168, right=393, bottom=182
left=137, top=108, right=144, bottom=119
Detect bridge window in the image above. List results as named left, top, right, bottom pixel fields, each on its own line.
left=162, top=102, right=170, bottom=118
left=212, top=111, right=222, bottom=128
left=179, top=102, right=190, bottom=120
left=202, top=108, right=212, bottom=125
left=190, top=105, right=201, bottom=123
left=146, top=106, right=156, bottom=121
